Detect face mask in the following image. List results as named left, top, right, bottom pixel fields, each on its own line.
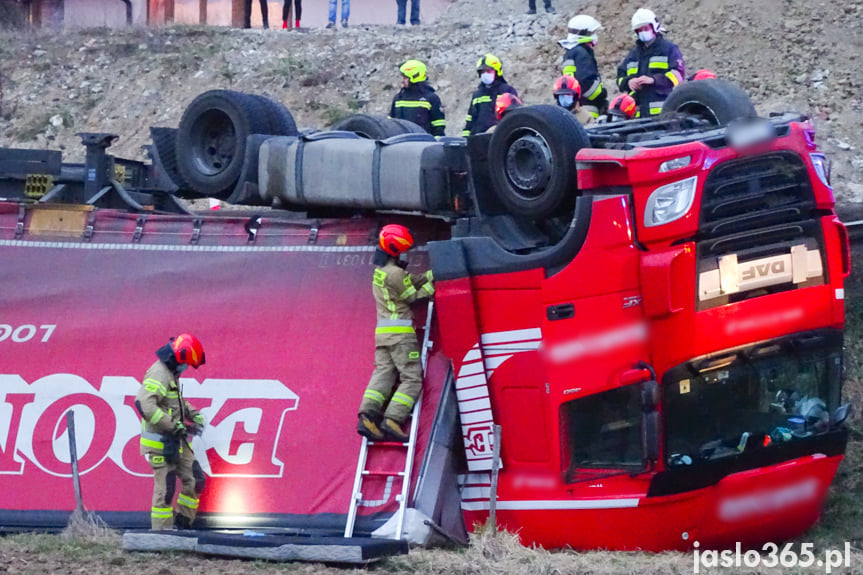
left=637, top=30, right=655, bottom=43
left=176, top=363, right=189, bottom=375
left=585, top=34, right=598, bottom=45
left=480, top=71, right=496, bottom=85
left=557, top=94, right=575, bottom=109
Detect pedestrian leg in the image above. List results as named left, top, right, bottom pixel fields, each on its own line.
left=327, top=0, right=336, bottom=25
left=396, top=0, right=406, bottom=24
left=259, top=0, right=269, bottom=28
left=409, top=0, right=420, bottom=25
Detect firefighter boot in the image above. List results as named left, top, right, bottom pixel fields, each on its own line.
left=382, top=418, right=409, bottom=442
left=358, top=413, right=385, bottom=441
left=174, top=514, right=192, bottom=530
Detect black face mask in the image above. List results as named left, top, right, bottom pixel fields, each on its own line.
left=397, top=254, right=409, bottom=269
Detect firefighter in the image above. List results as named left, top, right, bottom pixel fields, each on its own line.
left=389, top=60, right=446, bottom=137
left=553, top=75, right=593, bottom=126
left=559, top=14, right=608, bottom=118
left=495, top=93, right=522, bottom=122
left=690, top=69, right=716, bottom=81
left=616, top=8, right=685, bottom=118
left=358, top=224, right=434, bottom=442
left=135, top=333, right=207, bottom=530
left=462, top=54, right=519, bottom=137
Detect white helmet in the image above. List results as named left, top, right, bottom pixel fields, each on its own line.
left=631, top=8, right=660, bottom=31
left=567, top=14, right=603, bottom=34
left=559, top=14, right=602, bottom=49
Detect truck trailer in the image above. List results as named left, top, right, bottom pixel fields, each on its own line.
left=0, top=79, right=852, bottom=555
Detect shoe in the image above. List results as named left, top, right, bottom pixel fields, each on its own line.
left=326, top=21, right=335, bottom=29
left=295, top=19, right=300, bottom=28
left=263, top=22, right=269, bottom=29
left=282, top=20, right=287, bottom=29
left=526, top=8, right=536, bottom=14
left=382, top=418, right=409, bottom=442
left=174, top=514, right=192, bottom=530
left=341, top=19, right=349, bottom=28
left=358, top=413, right=384, bottom=441
left=545, top=5, right=555, bottom=13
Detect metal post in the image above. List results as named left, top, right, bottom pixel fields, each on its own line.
left=66, top=410, right=84, bottom=513
left=488, top=424, right=502, bottom=535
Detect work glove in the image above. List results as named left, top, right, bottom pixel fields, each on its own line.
left=172, top=420, right=187, bottom=436
left=187, top=423, right=204, bottom=437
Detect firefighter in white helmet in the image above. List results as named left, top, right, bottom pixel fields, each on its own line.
left=358, top=224, right=434, bottom=442
left=559, top=14, right=608, bottom=118
left=616, top=8, right=685, bottom=118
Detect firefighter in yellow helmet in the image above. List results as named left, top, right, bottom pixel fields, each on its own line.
left=462, top=54, right=519, bottom=137
left=389, top=60, right=447, bottom=137
left=358, top=224, right=434, bottom=441
left=135, top=334, right=207, bottom=530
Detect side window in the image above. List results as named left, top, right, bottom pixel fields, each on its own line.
left=561, top=385, right=642, bottom=480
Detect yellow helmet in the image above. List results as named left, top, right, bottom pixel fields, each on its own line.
left=476, top=53, right=503, bottom=77
left=399, top=59, right=427, bottom=83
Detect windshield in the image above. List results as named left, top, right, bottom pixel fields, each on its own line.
left=664, top=330, right=843, bottom=468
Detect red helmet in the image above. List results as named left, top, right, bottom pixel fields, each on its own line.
left=379, top=224, right=414, bottom=256
left=172, top=333, right=205, bottom=368
left=692, top=69, right=717, bottom=81
left=553, top=75, right=581, bottom=98
left=609, top=93, right=637, bottom=119
left=495, top=93, right=523, bottom=120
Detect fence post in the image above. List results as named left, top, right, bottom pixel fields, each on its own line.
left=488, top=424, right=502, bottom=535
left=66, top=410, right=84, bottom=514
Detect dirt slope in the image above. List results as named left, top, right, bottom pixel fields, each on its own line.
left=0, top=0, right=861, bottom=205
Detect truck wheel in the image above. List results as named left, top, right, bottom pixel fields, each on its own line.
left=176, top=90, right=272, bottom=197
left=661, top=79, right=756, bottom=126
left=249, top=94, right=298, bottom=136
left=334, top=114, right=409, bottom=139
left=488, top=105, right=589, bottom=219
left=388, top=118, right=428, bottom=134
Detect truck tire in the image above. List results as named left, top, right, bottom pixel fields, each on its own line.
left=388, top=118, right=428, bottom=134
left=661, top=79, right=757, bottom=127
left=176, top=90, right=272, bottom=197
left=149, top=126, right=193, bottom=194
left=334, top=114, right=410, bottom=139
left=488, top=105, right=589, bottom=219
left=249, top=94, right=299, bottom=136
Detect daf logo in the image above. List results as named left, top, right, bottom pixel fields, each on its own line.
left=741, top=261, right=785, bottom=281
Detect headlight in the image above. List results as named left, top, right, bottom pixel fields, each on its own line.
left=644, top=176, right=698, bottom=227
left=810, top=153, right=832, bottom=188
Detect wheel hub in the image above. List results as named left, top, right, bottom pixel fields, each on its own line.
left=504, top=133, right=552, bottom=198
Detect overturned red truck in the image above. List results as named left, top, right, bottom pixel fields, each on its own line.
left=0, top=79, right=851, bottom=553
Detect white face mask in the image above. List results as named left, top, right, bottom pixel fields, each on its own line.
left=637, top=29, right=655, bottom=43
left=557, top=94, right=575, bottom=108
left=480, top=71, right=496, bottom=85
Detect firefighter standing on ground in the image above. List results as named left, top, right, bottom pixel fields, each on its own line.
left=462, top=54, right=519, bottom=137
left=559, top=14, right=608, bottom=119
left=389, top=60, right=447, bottom=137
left=358, top=224, right=434, bottom=442
left=135, top=334, right=207, bottom=530
left=616, top=8, right=685, bottom=118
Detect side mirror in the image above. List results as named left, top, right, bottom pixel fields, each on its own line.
left=831, top=403, right=854, bottom=427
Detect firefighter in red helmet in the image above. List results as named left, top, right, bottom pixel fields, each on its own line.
left=358, top=224, right=434, bottom=442
left=553, top=75, right=593, bottom=126
left=135, top=333, right=208, bottom=530
left=607, top=93, right=637, bottom=122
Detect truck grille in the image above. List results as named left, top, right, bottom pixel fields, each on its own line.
left=696, top=151, right=824, bottom=308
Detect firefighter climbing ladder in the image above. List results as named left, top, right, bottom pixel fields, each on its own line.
left=344, top=302, right=434, bottom=539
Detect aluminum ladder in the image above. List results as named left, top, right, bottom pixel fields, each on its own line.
left=344, top=301, right=434, bottom=539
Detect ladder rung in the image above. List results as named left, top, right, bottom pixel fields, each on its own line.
left=362, top=470, right=405, bottom=477
left=368, top=440, right=408, bottom=447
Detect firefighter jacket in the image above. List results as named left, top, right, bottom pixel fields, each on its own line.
left=389, top=82, right=446, bottom=137
left=561, top=43, right=608, bottom=115
left=462, top=79, right=518, bottom=137
left=136, top=360, right=204, bottom=456
left=373, top=258, right=435, bottom=346
left=616, top=34, right=685, bottom=118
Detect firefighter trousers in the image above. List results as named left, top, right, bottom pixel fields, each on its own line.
left=148, top=437, right=205, bottom=530
left=360, top=339, right=423, bottom=424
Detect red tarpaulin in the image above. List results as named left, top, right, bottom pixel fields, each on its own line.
left=0, top=204, right=449, bottom=530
